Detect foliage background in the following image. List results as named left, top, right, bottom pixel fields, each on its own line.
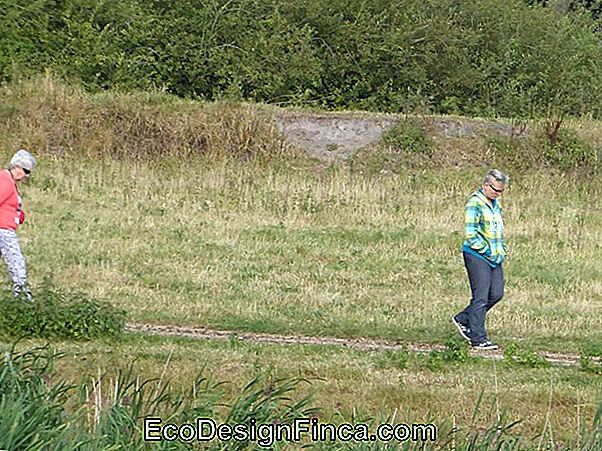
left=2, top=0, right=602, bottom=118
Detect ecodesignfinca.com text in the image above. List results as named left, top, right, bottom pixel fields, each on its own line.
left=144, top=417, right=437, bottom=447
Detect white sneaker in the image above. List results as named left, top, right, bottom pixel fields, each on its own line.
left=471, top=340, right=499, bottom=351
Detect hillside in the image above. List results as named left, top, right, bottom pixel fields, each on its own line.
left=2, top=76, right=600, bottom=176
left=277, top=110, right=601, bottom=176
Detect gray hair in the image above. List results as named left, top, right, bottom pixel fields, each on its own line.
left=483, top=169, right=509, bottom=186
left=8, top=149, right=36, bottom=172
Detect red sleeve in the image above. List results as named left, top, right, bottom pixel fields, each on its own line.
left=0, top=172, right=14, bottom=206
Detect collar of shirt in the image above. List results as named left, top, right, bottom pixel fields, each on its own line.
left=476, top=188, right=497, bottom=210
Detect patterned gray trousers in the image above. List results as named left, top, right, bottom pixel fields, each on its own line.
left=0, top=229, right=31, bottom=300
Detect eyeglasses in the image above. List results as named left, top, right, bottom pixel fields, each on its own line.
left=22, top=168, right=30, bottom=175
left=488, top=183, right=504, bottom=194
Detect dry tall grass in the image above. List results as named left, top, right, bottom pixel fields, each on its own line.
left=0, top=75, right=295, bottom=162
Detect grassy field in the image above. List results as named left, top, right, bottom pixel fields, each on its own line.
left=20, top=157, right=602, bottom=355
left=1, top=156, right=597, bottom=448
left=1, top=78, right=602, bottom=448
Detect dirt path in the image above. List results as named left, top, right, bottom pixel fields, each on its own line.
left=126, top=323, right=587, bottom=367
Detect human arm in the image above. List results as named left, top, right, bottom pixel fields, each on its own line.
left=464, top=201, right=489, bottom=255
left=0, top=173, right=14, bottom=207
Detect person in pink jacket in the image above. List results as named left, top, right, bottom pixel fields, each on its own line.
left=0, top=149, right=36, bottom=300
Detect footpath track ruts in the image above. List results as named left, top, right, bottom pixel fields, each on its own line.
left=126, top=323, right=586, bottom=368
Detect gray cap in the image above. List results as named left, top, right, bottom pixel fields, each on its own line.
left=10, top=149, right=36, bottom=172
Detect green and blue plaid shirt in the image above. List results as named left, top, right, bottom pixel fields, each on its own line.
left=462, top=189, right=506, bottom=267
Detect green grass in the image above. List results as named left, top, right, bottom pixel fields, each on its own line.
left=3, top=335, right=601, bottom=448
left=18, top=157, right=602, bottom=355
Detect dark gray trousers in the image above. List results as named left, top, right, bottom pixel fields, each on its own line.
left=455, top=251, right=504, bottom=344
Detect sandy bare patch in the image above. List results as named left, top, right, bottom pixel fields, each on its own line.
left=276, top=115, right=399, bottom=161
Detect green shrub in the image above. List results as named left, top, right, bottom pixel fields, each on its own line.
left=486, top=124, right=601, bottom=174
left=349, top=118, right=433, bottom=174
left=485, top=135, right=538, bottom=170
left=427, top=339, right=470, bottom=371
left=503, top=342, right=550, bottom=368
left=580, top=343, right=602, bottom=375
left=540, top=128, right=599, bottom=172
left=0, top=281, right=126, bottom=340
left=381, top=119, right=433, bottom=157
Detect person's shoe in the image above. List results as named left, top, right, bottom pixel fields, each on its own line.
left=471, top=340, right=499, bottom=351
left=451, top=317, right=471, bottom=342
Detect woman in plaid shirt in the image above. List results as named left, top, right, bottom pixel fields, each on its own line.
left=452, top=169, right=509, bottom=350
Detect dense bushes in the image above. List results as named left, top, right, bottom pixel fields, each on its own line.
left=2, top=0, right=602, bottom=118
left=0, top=281, right=126, bottom=339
